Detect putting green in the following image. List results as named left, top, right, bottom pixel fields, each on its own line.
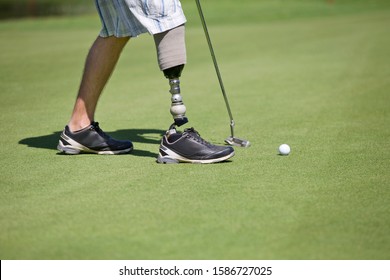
left=0, top=0, right=389, bottom=259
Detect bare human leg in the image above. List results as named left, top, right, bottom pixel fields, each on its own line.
left=68, top=36, right=130, bottom=132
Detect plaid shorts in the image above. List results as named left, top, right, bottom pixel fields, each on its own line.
left=95, top=0, right=187, bottom=37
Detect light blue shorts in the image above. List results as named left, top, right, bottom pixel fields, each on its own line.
left=95, top=0, right=187, bottom=37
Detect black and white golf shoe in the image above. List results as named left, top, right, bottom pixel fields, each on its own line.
left=157, top=127, right=234, bottom=164
left=57, top=122, right=133, bottom=155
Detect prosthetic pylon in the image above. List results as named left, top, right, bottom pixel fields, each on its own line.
left=163, top=64, right=188, bottom=128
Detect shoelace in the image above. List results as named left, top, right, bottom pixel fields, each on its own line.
left=90, top=122, right=110, bottom=139
left=184, top=127, right=213, bottom=147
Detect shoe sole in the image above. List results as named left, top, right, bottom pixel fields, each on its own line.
left=57, top=134, right=132, bottom=155
left=156, top=145, right=235, bottom=164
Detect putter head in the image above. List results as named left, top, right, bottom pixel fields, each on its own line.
left=225, top=136, right=251, bottom=147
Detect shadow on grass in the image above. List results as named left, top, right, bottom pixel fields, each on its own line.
left=18, top=128, right=165, bottom=159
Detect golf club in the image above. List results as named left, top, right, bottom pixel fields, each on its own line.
left=195, top=0, right=250, bottom=148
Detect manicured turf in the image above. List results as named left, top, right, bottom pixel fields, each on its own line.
left=0, top=0, right=389, bottom=259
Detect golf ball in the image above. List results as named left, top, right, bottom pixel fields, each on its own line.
left=279, top=144, right=290, bottom=155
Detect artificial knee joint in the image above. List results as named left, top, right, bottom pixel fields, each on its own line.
left=163, top=64, right=188, bottom=127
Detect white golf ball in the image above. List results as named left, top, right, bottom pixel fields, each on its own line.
left=279, top=144, right=291, bottom=155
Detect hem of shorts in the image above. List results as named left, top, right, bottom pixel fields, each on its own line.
left=98, top=18, right=186, bottom=38
left=99, top=30, right=141, bottom=38
left=150, top=17, right=187, bottom=35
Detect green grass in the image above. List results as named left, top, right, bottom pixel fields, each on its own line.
left=1, top=0, right=390, bottom=260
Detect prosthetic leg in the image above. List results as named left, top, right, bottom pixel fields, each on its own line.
left=163, top=65, right=188, bottom=128
left=154, top=25, right=235, bottom=164
left=154, top=25, right=188, bottom=129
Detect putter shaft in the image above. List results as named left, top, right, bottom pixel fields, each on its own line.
left=196, top=0, right=250, bottom=147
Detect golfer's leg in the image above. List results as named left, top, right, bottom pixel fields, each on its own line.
left=153, top=25, right=188, bottom=127
left=68, top=36, right=130, bottom=131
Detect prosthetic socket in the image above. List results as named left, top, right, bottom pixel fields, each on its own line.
left=163, top=64, right=188, bottom=127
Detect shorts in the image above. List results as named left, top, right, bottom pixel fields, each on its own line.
left=95, top=0, right=187, bottom=37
